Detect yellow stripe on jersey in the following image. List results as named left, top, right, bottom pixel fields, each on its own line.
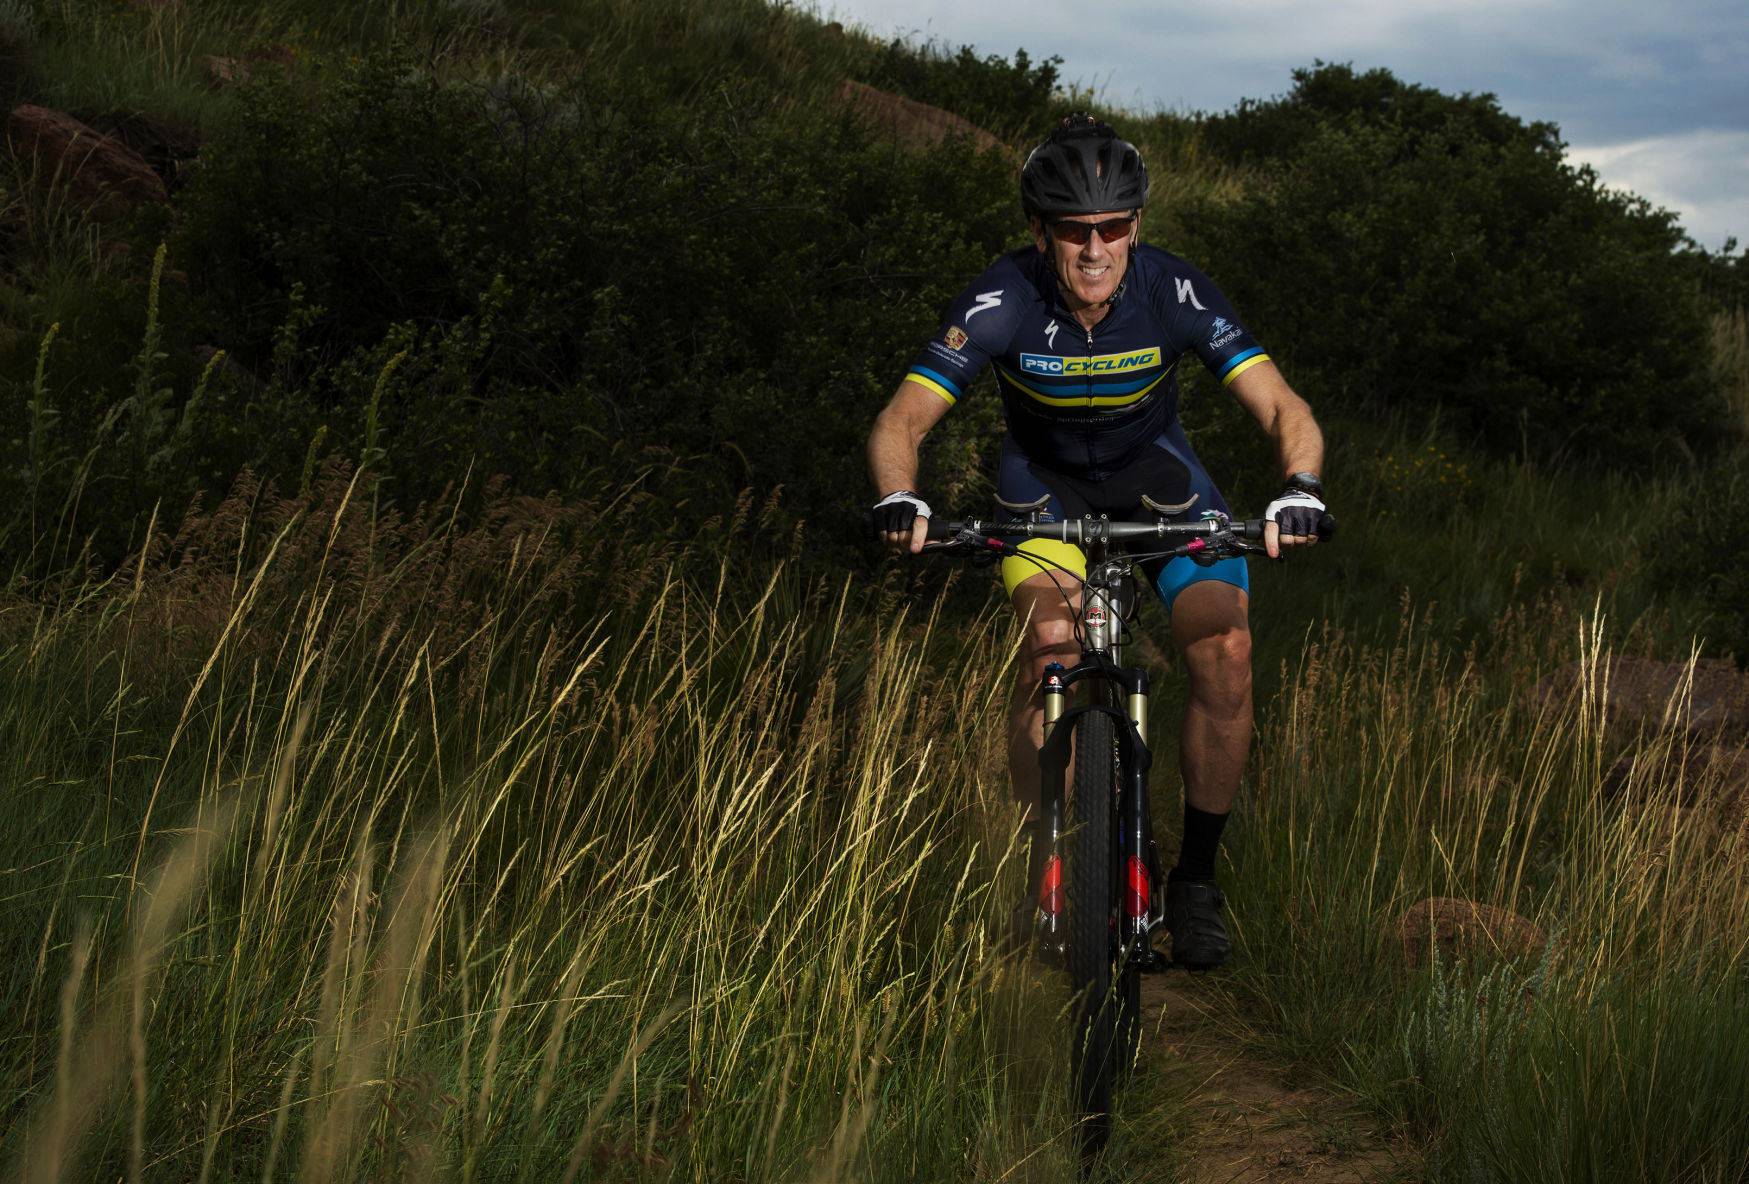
left=1090, top=370, right=1168, bottom=407
left=1220, top=352, right=1271, bottom=387
left=906, top=372, right=959, bottom=405
left=1000, top=368, right=1168, bottom=410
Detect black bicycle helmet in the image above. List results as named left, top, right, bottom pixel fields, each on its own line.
left=1020, top=113, right=1149, bottom=216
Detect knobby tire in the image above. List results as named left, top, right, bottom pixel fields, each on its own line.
left=1067, top=709, right=1120, bottom=1155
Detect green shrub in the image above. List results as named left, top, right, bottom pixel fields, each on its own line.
left=1180, top=63, right=1730, bottom=469
left=1650, top=458, right=1749, bottom=663
left=161, top=51, right=1023, bottom=543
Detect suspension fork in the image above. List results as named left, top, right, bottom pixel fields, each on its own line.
left=1037, top=658, right=1153, bottom=958
left=1037, top=663, right=1069, bottom=957
left=1119, top=668, right=1153, bottom=960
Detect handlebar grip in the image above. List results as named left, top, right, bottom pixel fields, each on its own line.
left=1241, top=515, right=1336, bottom=541
left=864, top=510, right=951, bottom=542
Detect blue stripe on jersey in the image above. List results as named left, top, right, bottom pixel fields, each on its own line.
left=997, top=366, right=1168, bottom=409
left=1216, top=347, right=1264, bottom=380
left=908, top=365, right=964, bottom=399
left=1086, top=370, right=1171, bottom=396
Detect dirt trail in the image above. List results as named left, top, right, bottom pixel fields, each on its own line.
left=1136, top=973, right=1412, bottom=1183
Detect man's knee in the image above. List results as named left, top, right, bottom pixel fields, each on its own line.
left=1019, top=620, right=1079, bottom=684
left=1183, top=625, right=1252, bottom=702
left=1012, top=577, right=1080, bottom=685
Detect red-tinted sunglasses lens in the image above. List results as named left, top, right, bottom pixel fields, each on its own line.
left=1050, top=216, right=1134, bottom=245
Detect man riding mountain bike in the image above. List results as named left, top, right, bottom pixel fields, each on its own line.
left=866, top=113, right=1326, bottom=969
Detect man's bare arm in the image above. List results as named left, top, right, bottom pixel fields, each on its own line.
left=867, top=380, right=954, bottom=552
left=1225, top=360, right=1323, bottom=479
left=1226, top=360, right=1325, bottom=556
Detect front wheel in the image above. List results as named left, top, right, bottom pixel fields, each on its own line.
left=1066, top=709, right=1120, bottom=1154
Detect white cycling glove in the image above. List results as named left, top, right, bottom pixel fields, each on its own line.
left=1264, top=488, right=1326, bottom=539
left=870, top=490, right=933, bottom=535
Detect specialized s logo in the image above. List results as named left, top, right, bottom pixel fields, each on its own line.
left=1175, top=278, right=1206, bottom=310
left=1044, top=320, right=1060, bottom=349
left=964, top=290, right=1004, bottom=320
left=1019, top=347, right=1161, bottom=375
left=944, top=325, right=968, bottom=350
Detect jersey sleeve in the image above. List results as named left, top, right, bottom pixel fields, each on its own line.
left=904, top=261, right=1024, bottom=406
left=1145, top=251, right=1272, bottom=388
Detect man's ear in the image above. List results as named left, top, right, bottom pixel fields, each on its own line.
left=1029, top=215, right=1047, bottom=252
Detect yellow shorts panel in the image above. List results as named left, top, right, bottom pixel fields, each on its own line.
left=1001, top=538, right=1087, bottom=598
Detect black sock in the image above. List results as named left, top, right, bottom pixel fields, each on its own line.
left=1170, top=805, right=1229, bottom=883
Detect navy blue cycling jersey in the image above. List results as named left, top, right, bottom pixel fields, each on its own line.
left=905, top=244, right=1270, bottom=480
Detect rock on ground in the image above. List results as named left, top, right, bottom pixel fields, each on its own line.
left=5, top=104, right=166, bottom=211
left=832, top=78, right=1015, bottom=160
left=1533, top=656, right=1749, bottom=740
left=1395, top=897, right=1545, bottom=967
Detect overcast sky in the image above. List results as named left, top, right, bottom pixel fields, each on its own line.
left=821, top=0, right=1748, bottom=252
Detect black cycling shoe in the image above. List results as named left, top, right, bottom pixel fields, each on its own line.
left=1165, top=880, right=1230, bottom=970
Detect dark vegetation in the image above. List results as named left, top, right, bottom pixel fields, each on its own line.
left=0, top=9, right=1743, bottom=652
left=3, top=5, right=1749, bottom=1179
left=1184, top=63, right=1732, bottom=464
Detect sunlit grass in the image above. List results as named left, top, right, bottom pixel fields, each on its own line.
left=0, top=469, right=1181, bottom=1180
left=1221, top=588, right=1749, bottom=1179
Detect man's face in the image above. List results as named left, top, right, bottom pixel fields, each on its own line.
left=1030, top=211, right=1138, bottom=312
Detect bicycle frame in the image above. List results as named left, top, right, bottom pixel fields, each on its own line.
left=906, top=505, right=1331, bottom=1156
left=1032, top=541, right=1162, bottom=974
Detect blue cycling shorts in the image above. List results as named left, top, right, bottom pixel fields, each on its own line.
left=995, top=428, right=1249, bottom=617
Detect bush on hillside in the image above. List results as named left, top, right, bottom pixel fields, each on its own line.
left=103, top=52, right=1018, bottom=555
left=1179, top=63, right=1730, bottom=469
left=1651, top=461, right=1749, bottom=664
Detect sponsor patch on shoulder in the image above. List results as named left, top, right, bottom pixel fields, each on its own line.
left=944, top=325, right=968, bottom=350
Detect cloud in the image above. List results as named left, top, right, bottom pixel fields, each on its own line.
left=821, top=0, right=1748, bottom=245
left=823, top=0, right=1748, bottom=139
left=1569, top=130, right=1749, bottom=251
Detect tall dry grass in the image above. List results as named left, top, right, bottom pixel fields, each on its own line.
left=1224, top=586, right=1749, bottom=1179
left=0, top=464, right=1139, bottom=1181
left=1711, top=303, right=1749, bottom=439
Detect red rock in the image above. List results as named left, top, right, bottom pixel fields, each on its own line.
left=5, top=104, right=166, bottom=211
left=201, top=55, right=249, bottom=89
left=1533, top=656, right=1749, bottom=740
left=832, top=78, right=1014, bottom=161
left=1396, top=897, right=1546, bottom=966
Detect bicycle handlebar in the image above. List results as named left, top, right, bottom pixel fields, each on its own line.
left=922, top=512, right=1335, bottom=546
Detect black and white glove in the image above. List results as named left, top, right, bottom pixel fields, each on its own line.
left=1264, top=487, right=1326, bottom=539
left=869, top=490, right=932, bottom=536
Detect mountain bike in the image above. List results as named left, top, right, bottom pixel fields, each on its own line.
left=916, top=503, right=1332, bottom=1156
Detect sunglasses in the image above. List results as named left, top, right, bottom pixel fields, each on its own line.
left=1048, top=214, right=1136, bottom=246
